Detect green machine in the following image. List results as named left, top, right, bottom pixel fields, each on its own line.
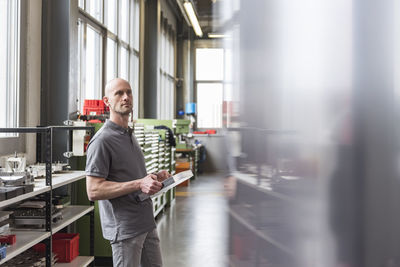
left=136, top=119, right=177, bottom=210
left=173, top=119, right=191, bottom=149
left=136, top=119, right=176, bottom=176
left=173, top=119, right=201, bottom=179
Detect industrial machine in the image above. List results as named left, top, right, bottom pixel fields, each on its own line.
left=173, top=119, right=191, bottom=150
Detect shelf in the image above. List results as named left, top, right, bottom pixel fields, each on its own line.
left=229, top=255, right=253, bottom=267
left=0, top=171, right=85, bottom=209
left=0, top=231, right=51, bottom=265
left=232, top=171, right=296, bottom=203
left=229, top=207, right=294, bottom=257
left=53, top=205, right=94, bottom=233
left=36, top=171, right=86, bottom=190
left=56, top=256, right=94, bottom=267
left=154, top=201, right=164, bottom=217
left=0, top=184, right=50, bottom=209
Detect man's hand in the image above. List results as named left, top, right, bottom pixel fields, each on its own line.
left=140, top=174, right=162, bottom=195
left=156, top=170, right=171, bottom=182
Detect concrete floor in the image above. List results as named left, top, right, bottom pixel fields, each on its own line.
left=156, top=173, right=229, bottom=267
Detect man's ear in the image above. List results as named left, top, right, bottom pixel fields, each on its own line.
left=103, top=96, right=110, bottom=107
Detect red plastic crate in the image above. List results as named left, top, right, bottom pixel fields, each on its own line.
left=83, top=99, right=109, bottom=115
left=0, top=234, right=16, bottom=245
left=53, top=233, right=80, bottom=262
left=33, top=233, right=79, bottom=263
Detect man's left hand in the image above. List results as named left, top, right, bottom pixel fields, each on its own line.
left=156, top=170, right=171, bottom=182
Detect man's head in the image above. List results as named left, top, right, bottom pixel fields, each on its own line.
left=103, top=78, right=133, bottom=117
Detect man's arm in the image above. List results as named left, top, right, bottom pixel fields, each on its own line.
left=86, top=174, right=162, bottom=201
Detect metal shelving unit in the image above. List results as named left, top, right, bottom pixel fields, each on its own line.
left=56, top=256, right=94, bottom=267
left=229, top=205, right=295, bottom=256
left=0, top=184, right=51, bottom=209
left=52, top=205, right=94, bottom=234
left=0, top=231, right=51, bottom=265
left=232, top=171, right=297, bottom=204
left=0, top=126, right=95, bottom=267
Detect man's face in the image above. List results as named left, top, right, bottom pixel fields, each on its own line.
left=105, top=80, right=133, bottom=116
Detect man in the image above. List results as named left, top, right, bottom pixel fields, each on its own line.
left=85, top=78, right=169, bottom=267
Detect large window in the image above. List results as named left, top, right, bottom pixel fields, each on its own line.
left=196, top=48, right=224, bottom=128
left=159, top=16, right=175, bottom=119
left=77, top=0, right=141, bottom=118
left=0, top=0, right=20, bottom=137
left=86, top=25, right=103, bottom=100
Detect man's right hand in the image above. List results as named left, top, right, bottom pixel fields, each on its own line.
left=139, top=174, right=163, bottom=195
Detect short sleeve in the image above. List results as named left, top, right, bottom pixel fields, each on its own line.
left=85, top=137, right=111, bottom=178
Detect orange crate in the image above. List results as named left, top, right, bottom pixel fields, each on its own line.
left=176, top=162, right=190, bottom=169
left=176, top=166, right=191, bottom=187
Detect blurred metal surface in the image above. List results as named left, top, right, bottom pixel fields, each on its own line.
left=220, top=0, right=400, bottom=266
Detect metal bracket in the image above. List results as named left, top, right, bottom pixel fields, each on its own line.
left=63, top=151, right=74, bottom=158
left=63, top=120, right=74, bottom=126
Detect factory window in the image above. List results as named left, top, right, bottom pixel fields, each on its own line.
left=130, top=0, right=140, bottom=119
left=86, top=25, right=103, bottom=100
left=77, top=0, right=141, bottom=118
left=87, top=0, right=103, bottom=22
left=120, top=0, right=129, bottom=43
left=104, top=0, right=117, bottom=34
left=0, top=0, right=20, bottom=137
left=77, top=21, right=103, bottom=111
left=197, top=83, right=223, bottom=128
left=106, top=38, right=117, bottom=83
left=159, top=16, right=175, bottom=119
left=196, top=48, right=224, bottom=128
left=120, top=46, right=129, bottom=80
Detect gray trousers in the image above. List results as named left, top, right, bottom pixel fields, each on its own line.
left=110, top=228, right=163, bottom=267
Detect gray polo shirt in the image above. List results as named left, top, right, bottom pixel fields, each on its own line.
left=85, top=120, right=156, bottom=242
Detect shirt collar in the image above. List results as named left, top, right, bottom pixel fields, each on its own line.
left=105, top=120, right=132, bottom=135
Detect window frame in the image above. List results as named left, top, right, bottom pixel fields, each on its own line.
left=158, top=14, right=176, bottom=120
left=0, top=0, right=22, bottom=137
left=76, top=0, right=140, bottom=116
left=194, top=41, right=225, bottom=129
left=0, top=0, right=26, bottom=155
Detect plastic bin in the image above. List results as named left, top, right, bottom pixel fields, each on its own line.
left=83, top=99, right=109, bottom=115
left=0, top=245, right=6, bottom=259
left=33, top=233, right=79, bottom=263
left=53, top=233, right=80, bottom=262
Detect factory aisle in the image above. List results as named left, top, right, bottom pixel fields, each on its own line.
left=156, top=173, right=229, bottom=267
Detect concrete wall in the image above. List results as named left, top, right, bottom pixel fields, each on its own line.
left=194, top=135, right=229, bottom=173
left=143, top=0, right=160, bottom=118
left=40, top=0, right=71, bottom=161
left=25, top=1, right=42, bottom=164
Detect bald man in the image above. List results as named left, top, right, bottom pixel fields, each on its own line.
left=85, top=78, right=169, bottom=267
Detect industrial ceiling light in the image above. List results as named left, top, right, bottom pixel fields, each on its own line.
left=183, top=1, right=203, bottom=37
left=208, top=33, right=228, bottom=39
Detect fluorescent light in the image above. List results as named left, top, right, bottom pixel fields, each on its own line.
left=176, top=0, right=191, bottom=26
left=183, top=1, right=203, bottom=37
left=208, top=33, right=229, bottom=39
